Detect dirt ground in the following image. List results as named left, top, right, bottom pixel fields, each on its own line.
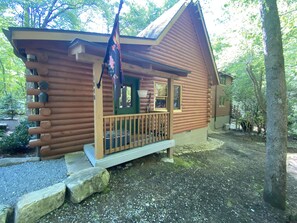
left=39, top=131, right=297, bottom=223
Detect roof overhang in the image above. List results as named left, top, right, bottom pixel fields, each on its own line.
left=6, top=27, right=157, bottom=46
left=69, top=39, right=190, bottom=79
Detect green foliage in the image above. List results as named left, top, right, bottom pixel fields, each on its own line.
left=0, top=0, right=99, bottom=29
left=0, top=93, right=25, bottom=119
left=120, top=0, right=179, bottom=35
left=203, top=0, right=296, bottom=134
left=0, top=120, right=31, bottom=154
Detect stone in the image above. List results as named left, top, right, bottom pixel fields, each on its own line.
left=14, top=183, right=66, bottom=223
left=161, top=157, right=174, bottom=163
left=64, top=167, right=110, bottom=203
left=0, top=157, right=40, bottom=167
left=64, top=151, right=92, bottom=176
left=0, top=205, right=13, bottom=223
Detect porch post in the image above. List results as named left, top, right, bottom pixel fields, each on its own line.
left=93, top=61, right=104, bottom=159
left=167, top=78, right=174, bottom=158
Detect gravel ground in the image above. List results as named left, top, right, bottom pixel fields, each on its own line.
left=38, top=132, right=297, bottom=223
left=0, top=158, right=67, bottom=206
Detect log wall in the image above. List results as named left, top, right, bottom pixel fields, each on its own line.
left=133, top=6, right=212, bottom=134
left=24, top=47, right=113, bottom=158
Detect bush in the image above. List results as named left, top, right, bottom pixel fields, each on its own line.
left=0, top=120, right=31, bottom=154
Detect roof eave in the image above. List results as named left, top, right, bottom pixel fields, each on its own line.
left=8, top=27, right=157, bottom=46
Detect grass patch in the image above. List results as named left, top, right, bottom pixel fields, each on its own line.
left=174, top=156, right=195, bottom=169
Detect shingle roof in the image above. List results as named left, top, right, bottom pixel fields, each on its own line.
left=137, top=0, right=186, bottom=39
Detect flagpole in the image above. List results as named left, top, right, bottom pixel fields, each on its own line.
left=97, top=0, right=124, bottom=89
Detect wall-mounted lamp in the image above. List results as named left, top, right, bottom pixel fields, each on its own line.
left=137, top=90, right=148, bottom=98
left=39, top=92, right=48, bottom=103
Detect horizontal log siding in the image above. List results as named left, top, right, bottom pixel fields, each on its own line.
left=134, top=8, right=209, bottom=133
left=24, top=47, right=113, bottom=158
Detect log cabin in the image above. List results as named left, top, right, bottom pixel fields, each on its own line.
left=4, top=0, right=219, bottom=167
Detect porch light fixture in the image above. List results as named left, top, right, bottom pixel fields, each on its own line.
left=137, top=90, right=148, bottom=98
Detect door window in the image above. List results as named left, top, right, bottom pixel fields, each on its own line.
left=119, top=85, right=132, bottom=108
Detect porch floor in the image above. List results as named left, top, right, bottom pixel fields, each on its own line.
left=84, top=140, right=175, bottom=168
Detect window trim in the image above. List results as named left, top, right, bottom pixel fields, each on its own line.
left=154, top=81, right=167, bottom=111
left=173, top=84, right=182, bottom=112
left=153, top=81, right=182, bottom=112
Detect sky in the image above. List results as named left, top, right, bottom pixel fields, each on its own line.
left=81, top=0, right=226, bottom=36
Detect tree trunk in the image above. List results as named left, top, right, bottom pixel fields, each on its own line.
left=259, top=0, right=287, bottom=210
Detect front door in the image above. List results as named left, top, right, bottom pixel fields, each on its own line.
left=114, top=76, right=139, bottom=115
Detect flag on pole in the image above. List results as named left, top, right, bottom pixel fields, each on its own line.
left=97, top=0, right=124, bottom=100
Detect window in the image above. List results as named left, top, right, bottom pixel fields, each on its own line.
left=219, top=96, right=225, bottom=107
left=219, top=76, right=226, bottom=85
left=119, top=85, right=132, bottom=108
left=174, top=85, right=181, bottom=111
left=154, top=82, right=167, bottom=110
left=154, top=82, right=182, bottom=111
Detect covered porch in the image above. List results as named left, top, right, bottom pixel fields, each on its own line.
left=69, top=39, right=189, bottom=168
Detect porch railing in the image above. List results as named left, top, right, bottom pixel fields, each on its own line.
left=103, top=112, right=169, bottom=155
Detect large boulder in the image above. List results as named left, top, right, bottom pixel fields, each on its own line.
left=0, top=205, right=13, bottom=223
left=64, top=167, right=109, bottom=203
left=14, top=183, right=66, bottom=223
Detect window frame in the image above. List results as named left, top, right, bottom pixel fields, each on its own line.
left=153, top=81, right=182, bottom=112
left=154, top=82, right=168, bottom=111
left=173, top=84, right=182, bottom=112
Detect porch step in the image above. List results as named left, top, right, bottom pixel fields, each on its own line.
left=64, top=151, right=92, bottom=175
left=84, top=140, right=175, bottom=168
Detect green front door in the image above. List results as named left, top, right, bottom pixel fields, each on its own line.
left=114, top=76, right=139, bottom=115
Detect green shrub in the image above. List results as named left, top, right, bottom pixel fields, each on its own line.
left=0, top=120, right=31, bottom=154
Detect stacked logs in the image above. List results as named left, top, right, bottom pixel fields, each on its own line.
left=25, top=48, right=96, bottom=158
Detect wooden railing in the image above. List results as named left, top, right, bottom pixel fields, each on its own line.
left=103, top=112, right=169, bottom=155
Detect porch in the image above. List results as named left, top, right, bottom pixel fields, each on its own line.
left=84, top=112, right=175, bottom=168
left=68, top=39, right=189, bottom=168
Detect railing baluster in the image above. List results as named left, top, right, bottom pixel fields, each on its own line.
left=133, top=116, right=136, bottom=148
left=161, top=114, right=166, bottom=140
left=104, top=118, right=107, bottom=154
left=115, top=117, right=118, bottom=151
left=120, top=117, right=122, bottom=151
left=167, top=113, right=170, bottom=139
left=145, top=114, right=148, bottom=145
left=124, top=116, right=127, bottom=150
left=138, top=115, right=140, bottom=147
left=141, top=115, right=144, bottom=146
left=129, top=116, right=132, bottom=149
left=109, top=117, right=113, bottom=154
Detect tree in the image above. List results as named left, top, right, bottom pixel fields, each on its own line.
left=0, top=0, right=100, bottom=29
left=259, top=0, right=287, bottom=210
left=202, top=0, right=296, bottom=136
left=120, top=0, right=178, bottom=36
left=0, top=93, right=24, bottom=119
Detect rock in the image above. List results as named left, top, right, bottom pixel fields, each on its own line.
left=14, top=183, right=66, bottom=223
left=0, top=157, right=40, bottom=167
left=161, top=157, right=174, bottom=163
left=64, top=167, right=110, bottom=204
left=0, top=205, right=13, bottom=223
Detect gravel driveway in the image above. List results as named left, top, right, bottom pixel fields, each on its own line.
left=0, top=158, right=67, bottom=206
left=38, top=132, right=297, bottom=223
